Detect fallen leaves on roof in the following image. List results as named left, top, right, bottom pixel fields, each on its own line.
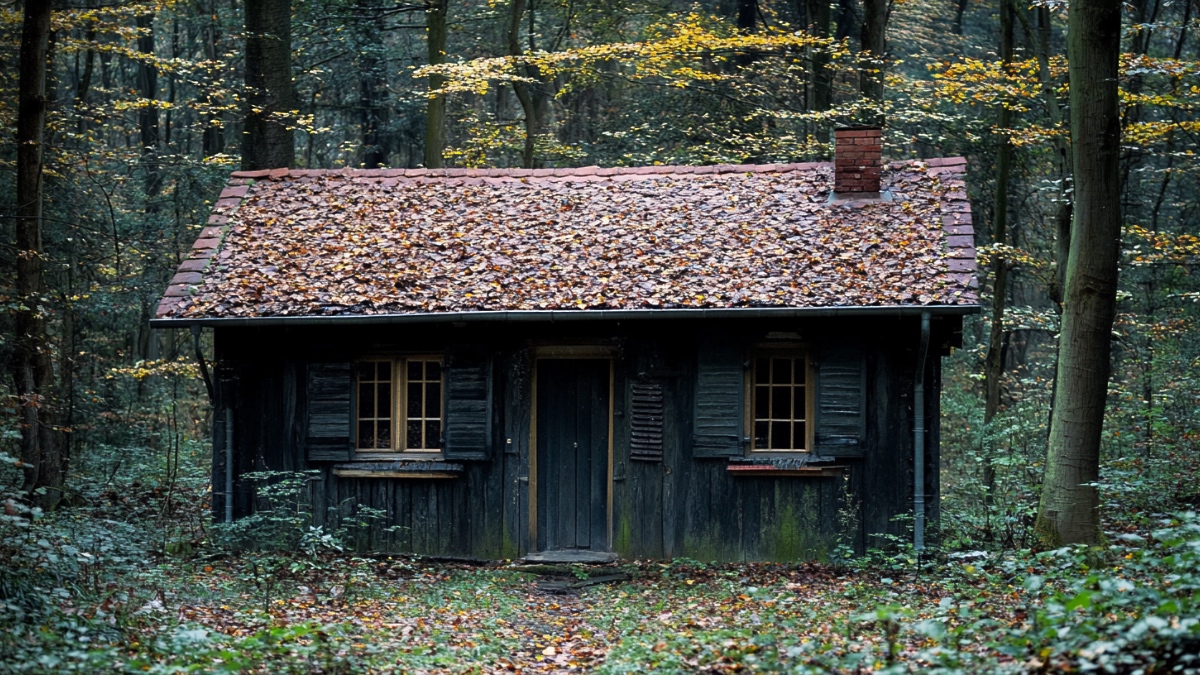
left=158, top=162, right=977, bottom=319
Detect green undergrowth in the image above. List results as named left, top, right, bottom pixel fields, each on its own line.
left=4, top=435, right=1200, bottom=672
left=3, top=507, right=1200, bottom=672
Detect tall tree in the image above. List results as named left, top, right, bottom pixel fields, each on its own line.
left=982, top=0, right=1015, bottom=504
left=1036, top=0, right=1123, bottom=546
left=507, top=0, right=549, bottom=168
left=859, top=0, right=887, bottom=104
left=357, top=0, right=391, bottom=169
left=424, top=0, right=449, bottom=168
left=805, top=0, right=832, bottom=127
left=242, top=0, right=296, bottom=170
left=13, top=0, right=65, bottom=506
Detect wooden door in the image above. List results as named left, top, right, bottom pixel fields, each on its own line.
left=535, top=359, right=610, bottom=552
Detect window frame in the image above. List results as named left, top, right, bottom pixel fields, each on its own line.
left=743, top=344, right=814, bottom=456
left=355, top=355, right=445, bottom=456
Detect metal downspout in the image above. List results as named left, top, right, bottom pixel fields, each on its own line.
left=914, top=311, right=931, bottom=551
left=225, top=407, right=234, bottom=523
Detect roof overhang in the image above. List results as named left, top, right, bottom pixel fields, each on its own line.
left=150, top=304, right=980, bottom=329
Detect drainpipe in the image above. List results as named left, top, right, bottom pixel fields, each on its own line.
left=225, top=407, right=234, bottom=523
left=913, top=311, right=931, bottom=551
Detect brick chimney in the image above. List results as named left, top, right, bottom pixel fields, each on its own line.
left=833, top=127, right=882, bottom=194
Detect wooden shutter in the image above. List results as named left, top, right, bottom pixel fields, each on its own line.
left=306, top=362, right=353, bottom=462
left=693, top=339, right=744, bottom=457
left=630, top=380, right=665, bottom=462
left=442, top=346, right=492, bottom=461
left=814, top=347, right=867, bottom=457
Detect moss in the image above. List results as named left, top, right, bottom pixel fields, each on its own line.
left=682, top=524, right=736, bottom=563
left=614, top=511, right=632, bottom=555
left=500, top=528, right=520, bottom=560
left=759, top=487, right=831, bottom=562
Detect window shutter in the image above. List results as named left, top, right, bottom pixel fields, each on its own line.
left=814, top=347, right=867, bottom=457
left=306, top=362, right=354, bottom=462
left=442, top=346, right=492, bottom=461
left=693, top=338, right=744, bottom=457
left=630, top=380, right=665, bottom=462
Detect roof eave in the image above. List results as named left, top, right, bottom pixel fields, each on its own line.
left=150, top=304, right=982, bottom=329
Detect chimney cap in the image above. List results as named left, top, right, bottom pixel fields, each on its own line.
left=834, top=125, right=882, bottom=133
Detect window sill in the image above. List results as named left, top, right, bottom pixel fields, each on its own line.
left=332, top=460, right=463, bottom=479
left=726, top=457, right=844, bottom=477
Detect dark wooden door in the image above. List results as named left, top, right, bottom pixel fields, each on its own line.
left=536, top=359, right=610, bottom=552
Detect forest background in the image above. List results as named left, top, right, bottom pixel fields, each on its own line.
left=1, top=0, right=1199, bottom=671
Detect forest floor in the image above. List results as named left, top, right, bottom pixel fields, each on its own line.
left=4, top=463, right=1200, bottom=673
left=6, top=525, right=1199, bottom=674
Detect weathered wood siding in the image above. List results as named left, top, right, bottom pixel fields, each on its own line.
left=213, top=315, right=958, bottom=561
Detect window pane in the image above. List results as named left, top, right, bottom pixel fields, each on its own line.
left=377, top=382, right=391, bottom=416
left=376, top=424, right=391, bottom=449
left=793, top=422, right=806, bottom=450
left=426, top=360, right=442, bottom=381
left=425, top=382, right=441, bottom=416
left=795, top=359, right=806, bottom=385
left=754, top=421, right=769, bottom=449
left=755, top=357, right=770, bottom=383
left=359, top=383, right=375, bottom=418
left=772, top=358, right=792, bottom=384
left=425, top=420, right=441, bottom=449
left=358, top=362, right=375, bottom=380
left=377, top=362, right=391, bottom=384
left=407, top=382, right=422, bottom=418
left=771, top=386, right=790, bottom=419
left=406, top=421, right=422, bottom=449
left=408, top=360, right=423, bottom=381
left=771, top=421, right=791, bottom=450
left=793, top=386, right=806, bottom=420
left=358, top=421, right=373, bottom=449
left=754, top=386, right=769, bottom=419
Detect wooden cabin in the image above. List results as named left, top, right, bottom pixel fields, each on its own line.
left=153, top=129, right=978, bottom=562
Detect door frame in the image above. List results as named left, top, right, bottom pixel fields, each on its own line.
left=529, top=346, right=615, bottom=553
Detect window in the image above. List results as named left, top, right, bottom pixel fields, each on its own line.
left=749, top=350, right=810, bottom=452
left=356, top=357, right=443, bottom=452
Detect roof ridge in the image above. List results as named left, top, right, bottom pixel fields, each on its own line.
left=228, top=162, right=839, bottom=181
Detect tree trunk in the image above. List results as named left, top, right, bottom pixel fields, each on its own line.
left=201, top=0, right=225, bottom=158
left=953, top=0, right=969, bottom=34
left=859, top=0, right=887, bottom=104
left=508, top=0, right=548, bottom=169
left=136, top=13, right=161, bottom=210
left=982, top=0, right=1015, bottom=506
left=804, top=0, right=832, bottom=144
left=13, top=0, right=64, bottom=508
left=424, top=0, right=449, bottom=168
left=357, top=0, right=391, bottom=168
left=242, top=0, right=296, bottom=170
left=1036, top=0, right=1122, bottom=547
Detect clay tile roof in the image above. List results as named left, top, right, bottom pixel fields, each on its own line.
left=154, top=161, right=977, bottom=320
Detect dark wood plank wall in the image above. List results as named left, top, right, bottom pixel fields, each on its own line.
left=214, top=315, right=960, bottom=561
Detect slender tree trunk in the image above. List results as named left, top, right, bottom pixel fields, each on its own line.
left=804, top=0, right=832, bottom=144
left=424, top=0, right=449, bottom=168
left=1034, top=5, right=1073, bottom=309
left=859, top=0, right=887, bottom=104
left=982, top=0, right=1015, bottom=506
left=508, top=0, right=548, bottom=168
left=201, top=1, right=225, bottom=158
left=242, top=0, right=296, bottom=170
left=136, top=13, right=161, bottom=213
left=1036, top=0, right=1122, bottom=547
left=954, top=0, right=969, bottom=34
left=13, top=0, right=64, bottom=508
left=357, top=0, right=390, bottom=168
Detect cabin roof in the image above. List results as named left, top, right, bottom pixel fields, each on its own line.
left=155, top=160, right=977, bottom=322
